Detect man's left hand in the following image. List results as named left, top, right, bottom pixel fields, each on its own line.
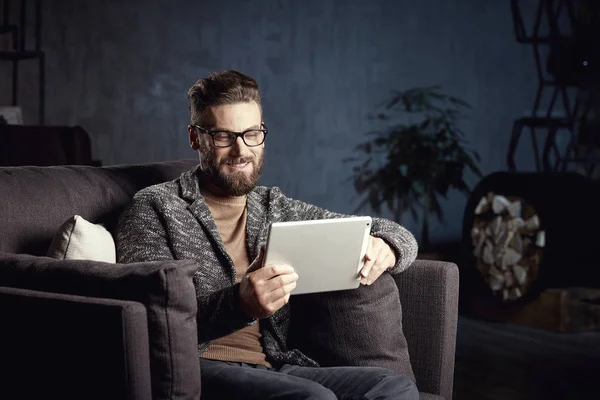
left=360, top=236, right=396, bottom=285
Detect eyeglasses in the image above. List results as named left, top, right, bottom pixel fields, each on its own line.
left=192, top=123, right=268, bottom=148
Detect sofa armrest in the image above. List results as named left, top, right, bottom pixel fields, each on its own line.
left=0, top=252, right=201, bottom=400
left=0, top=286, right=152, bottom=400
left=393, top=260, right=459, bottom=400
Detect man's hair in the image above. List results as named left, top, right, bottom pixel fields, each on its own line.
left=187, top=70, right=262, bottom=126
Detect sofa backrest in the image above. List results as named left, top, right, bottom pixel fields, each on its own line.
left=0, top=159, right=197, bottom=255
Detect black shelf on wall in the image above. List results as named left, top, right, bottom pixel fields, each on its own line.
left=0, top=0, right=44, bottom=125
left=507, top=0, right=600, bottom=178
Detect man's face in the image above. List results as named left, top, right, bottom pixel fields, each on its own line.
left=188, top=101, right=264, bottom=196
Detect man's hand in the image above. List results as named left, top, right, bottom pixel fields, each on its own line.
left=360, top=236, right=397, bottom=285
left=239, top=245, right=299, bottom=319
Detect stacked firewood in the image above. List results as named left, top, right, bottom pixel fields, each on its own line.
left=471, top=192, right=545, bottom=301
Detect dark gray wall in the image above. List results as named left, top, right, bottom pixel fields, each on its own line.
left=4, top=0, right=540, bottom=244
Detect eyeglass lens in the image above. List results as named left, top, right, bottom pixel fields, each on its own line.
left=213, top=130, right=265, bottom=147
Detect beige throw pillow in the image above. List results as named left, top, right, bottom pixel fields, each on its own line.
left=47, top=215, right=116, bottom=263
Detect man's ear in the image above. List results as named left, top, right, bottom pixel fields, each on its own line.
left=188, top=125, right=200, bottom=150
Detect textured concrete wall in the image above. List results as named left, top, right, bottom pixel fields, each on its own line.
left=3, top=0, right=540, bottom=243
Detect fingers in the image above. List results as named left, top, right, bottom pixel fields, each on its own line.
left=360, top=237, right=374, bottom=277
left=242, top=258, right=298, bottom=319
left=361, top=252, right=394, bottom=285
left=247, top=267, right=297, bottom=296
left=360, top=236, right=380, bottom=281
left=245, top=257, right=295, bottom=296
left=361, top=236, right=397, bottom=285
left=264, top=280, right=297, bottom=305
left=252, top=264, right=295, bottom=280
left=245, top=272, right=297, bottom=318
left=262, top=270, right=299, bottom=293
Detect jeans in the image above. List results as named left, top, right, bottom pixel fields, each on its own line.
left=200, top=358, right=419, bottom=400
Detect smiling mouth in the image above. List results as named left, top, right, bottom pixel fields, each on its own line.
left=224, top=161, right=250, bottom=170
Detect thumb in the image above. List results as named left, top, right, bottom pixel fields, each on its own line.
left=246, top=244, right=266, bottom=273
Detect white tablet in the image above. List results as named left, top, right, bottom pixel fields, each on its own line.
left=263, top=216, right=372, bottom=295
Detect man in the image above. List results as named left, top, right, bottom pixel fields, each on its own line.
left=116, top=70, right=419, bottom=400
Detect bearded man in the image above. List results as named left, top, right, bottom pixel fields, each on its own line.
left=115, top=70, right=419, bottom=400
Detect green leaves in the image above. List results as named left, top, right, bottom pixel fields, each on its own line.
left=345, top=85, right=482, bottom=246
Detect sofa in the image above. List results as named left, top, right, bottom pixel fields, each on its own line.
left=0, top=160, right=459, bottom=400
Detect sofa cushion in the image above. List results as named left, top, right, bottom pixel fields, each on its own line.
left=0, top=253, right=201, bottom=400
left=289, top=272, right=416, bottom=382
left=0, top=160, right=197, bottom=255
left=47, top=215, right=116, bottom=262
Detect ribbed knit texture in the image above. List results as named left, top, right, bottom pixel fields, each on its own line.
left=199, top=191, right=271, bottom=367
left=115, top=166, right=418, bottom=367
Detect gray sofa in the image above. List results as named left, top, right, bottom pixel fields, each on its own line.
left=0, top=160, right=459, bottom=400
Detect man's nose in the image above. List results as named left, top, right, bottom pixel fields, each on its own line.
left=230, top=135, right=250, bottom=155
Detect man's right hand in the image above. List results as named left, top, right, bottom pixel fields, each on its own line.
left=239, top=245, right=298, bottom=319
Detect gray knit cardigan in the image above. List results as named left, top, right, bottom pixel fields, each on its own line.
left=115, top=166, right=418, bottom=367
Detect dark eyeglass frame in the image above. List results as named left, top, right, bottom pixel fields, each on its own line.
left=191, top=123, right=268, bottom=148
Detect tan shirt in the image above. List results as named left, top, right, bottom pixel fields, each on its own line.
left=199, top=190, right=271, bottom=367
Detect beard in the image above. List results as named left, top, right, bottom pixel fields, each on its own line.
left=199, top=148, right=264, bottom=196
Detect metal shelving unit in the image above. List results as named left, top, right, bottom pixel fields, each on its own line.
left=0, top=0, right=44, bottom=124
left=507, top=0, right=599, bottom=178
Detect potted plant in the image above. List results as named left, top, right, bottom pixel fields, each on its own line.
left=344, top=86, right=482, bottom=252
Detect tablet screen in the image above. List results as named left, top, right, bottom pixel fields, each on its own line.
left=264, top=216, right=372, bottom=295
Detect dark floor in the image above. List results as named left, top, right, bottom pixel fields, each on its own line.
left=453, top=316, right=600, bottom=400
